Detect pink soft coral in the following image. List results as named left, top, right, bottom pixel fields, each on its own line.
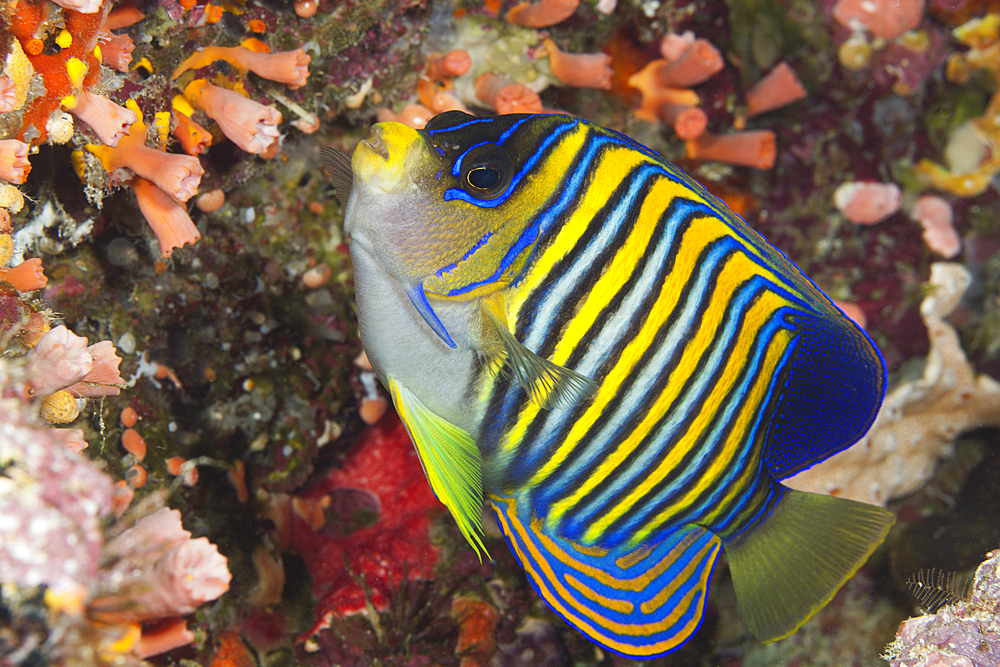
left=183, top=80, right=282, bottom=156
left=91, top=507, right=231, bottom=623
left=68, top=340, right=125, bottom=398
left=25, top=326, right=93, bottom=399
left=24, top=326, right=124, bottom=399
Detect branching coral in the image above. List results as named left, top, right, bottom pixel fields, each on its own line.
left=788, top=263, right=1000, bottom=506
left=183, top=80, right=282, bottom=156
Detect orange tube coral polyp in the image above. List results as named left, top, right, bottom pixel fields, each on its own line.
left=173, top=110, right=213, bottom=156
left=628, top=59, right=701, bottom=124
left=474, top=74, right=543, bottom=114
left=87, top=101, right=204, bottom=201
left=130, top=177, right=202, bottom=257
left=183, top=80, right=282, bottom=156
left=661, top=104, right=708, bottom=140
left=99, top=34, right=135, bottom=72
left=68, top=91, right=136, bottom=147
left=507, top=0, right=580, bottom=27
left=377, top=103, right=434, bottom=129
left=417, top=78, right=468, bottom=114
left=745, top=62, right=807, bottom=118
left=657, top=38, right=724, bottom=88
left=0, top=258, right=48, bottom=292
left=104, top=5, right=145, bottom=30
left=543, top=39, right=613, bottom=90
left=686, top=130, right=777, bottom=169
left=426, top=50, right=471, bottom=81
left=172, top=45, right=311, bottom=89
left=0, top=140, right=31, bottom=184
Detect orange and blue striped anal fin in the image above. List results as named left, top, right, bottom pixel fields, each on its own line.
left=490, top=495, right=722, bottom=658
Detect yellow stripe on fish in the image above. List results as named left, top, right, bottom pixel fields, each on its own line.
left=331, top=110, right=895, bottom=658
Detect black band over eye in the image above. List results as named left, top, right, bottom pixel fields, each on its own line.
left=461, top=144, right=514, bottom=200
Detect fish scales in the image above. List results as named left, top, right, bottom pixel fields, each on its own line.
left=326, top=111, right=895, bottom=658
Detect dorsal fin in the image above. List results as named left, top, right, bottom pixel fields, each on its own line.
left=321, top=146, right=354, bottom=211
left=481, top=292, right=597, bottom=411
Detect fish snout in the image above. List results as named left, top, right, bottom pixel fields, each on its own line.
left=352, top=122, right=425, bottom=194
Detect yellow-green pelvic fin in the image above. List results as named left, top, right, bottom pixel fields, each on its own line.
left=482, top=292, right=597, bottom=411
left=388, top=377, right=489, bottom=561
left=726, top=488, right=895, bottom=642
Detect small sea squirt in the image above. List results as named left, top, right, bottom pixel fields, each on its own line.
left=324, top=111, right=895, bottom=658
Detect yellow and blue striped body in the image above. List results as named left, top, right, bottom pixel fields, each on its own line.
left=333, top=111, right=894, bottom=658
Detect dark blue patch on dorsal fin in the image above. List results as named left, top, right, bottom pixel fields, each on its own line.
left=764, top=309, right=886, bottom=481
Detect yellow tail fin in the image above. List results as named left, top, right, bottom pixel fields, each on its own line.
left=726, top=488, right=894, bottom=641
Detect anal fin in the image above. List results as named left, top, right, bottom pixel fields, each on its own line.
left=388, top=377, right=489, bottom=561
left=491, top=495, right=722, bottom=658
left=726, top=487, right=895, bottom=642
left=481, top=292, right=597, bottom=410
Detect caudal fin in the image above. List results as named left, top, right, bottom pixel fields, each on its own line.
left=726, top=487, right=894, bottom=642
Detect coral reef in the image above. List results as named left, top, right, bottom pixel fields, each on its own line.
left=884, top=547, right=1000, bottom=667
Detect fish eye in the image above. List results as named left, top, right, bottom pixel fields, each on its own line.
left=460, top=145, right=513, bottom=200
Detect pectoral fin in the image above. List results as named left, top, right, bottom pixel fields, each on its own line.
left=388, top=377, right=489, bottom=561
left=482, top=292, right=597, bottom=411
left=404, top=283, right=457, bottom=349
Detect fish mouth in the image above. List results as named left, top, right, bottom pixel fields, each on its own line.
left=361, top=131, right=390, bottom=160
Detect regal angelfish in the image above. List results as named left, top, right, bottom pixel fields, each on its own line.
left=323, top=111, right=894, bottom=658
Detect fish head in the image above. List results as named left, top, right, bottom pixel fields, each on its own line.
left=343, top=111, right=576, bottom=347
